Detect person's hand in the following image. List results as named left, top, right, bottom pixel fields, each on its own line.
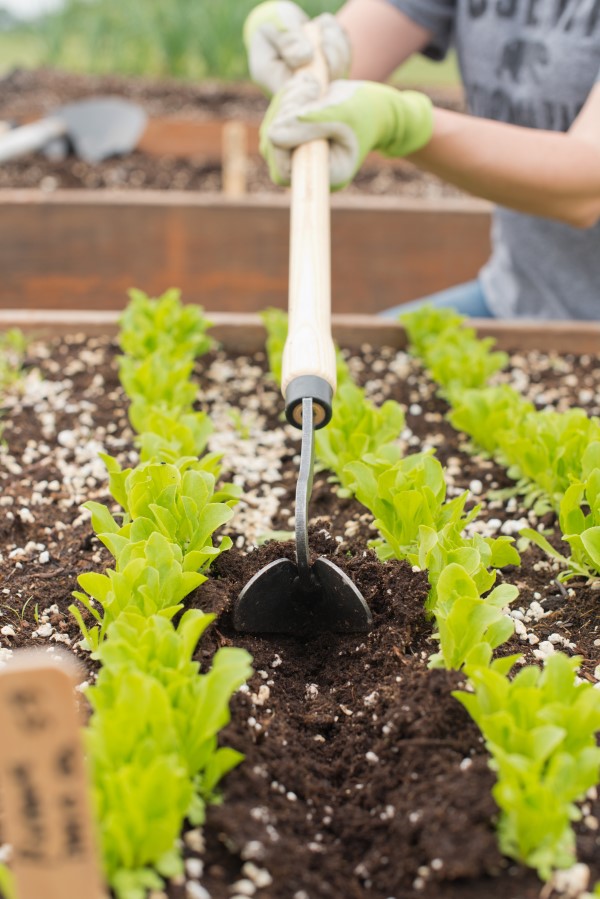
left=243, top=1, right=350, bottom=96
left=260, top=75, right=434, bottom=190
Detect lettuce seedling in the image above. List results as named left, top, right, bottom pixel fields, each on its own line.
left=87, top=667, right=195, bottom=899
left=449, top=385, right=534, bottom=458
left=95, top=610, right=252, bottom=803
left=70, top=531, right=205, bottom=649
left=85, top=460, right=237, bottom=572
left=401, top=305, right=465, bottom=357
left=88, top=610, right=252, bottom=898
left=402, top=306, right=507, bottom=396
left=347, top=451, right=448, bottom=561
left=261, top=307, right=288, bottom=384
left=0, top=328, right=28, bottom=391
left=119, top=352, right=198, bottom=410
left=98, top=452, right=237, bottom=512
left=495, top=409, right=600, bottom=513
left=429, top=563, right=517, bottom=669
left=455, top=653, right=600, bottom=880
left=0, top=864, right=16, bottom=899
left=523, top=452, right=600, bottom=582
left=119, top=288, right=213, bottom=362
left=315, top=381, right=405, bottom=496
left=419, top=521, right=520, bottom=611
left=346, top=452, right=519, bottom=630
left=128, top=400, right=214, bottom=461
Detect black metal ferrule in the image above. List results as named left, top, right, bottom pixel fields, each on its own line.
left=285, top=376, right=333, bottom=430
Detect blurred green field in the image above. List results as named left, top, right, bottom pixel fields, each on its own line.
left=0, top=0, right=459, bottom=86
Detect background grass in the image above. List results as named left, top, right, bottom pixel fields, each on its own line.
left=0, top=0, right=459, bottom=85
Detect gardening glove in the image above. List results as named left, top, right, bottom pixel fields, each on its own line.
left=261, top=75, right=434, bottom=190
left=243, top=1, right=351, bottom=96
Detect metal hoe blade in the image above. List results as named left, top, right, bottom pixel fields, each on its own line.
left=59, top=98, right=148, bottom=163
left=234, top=398, right=372, bottom=635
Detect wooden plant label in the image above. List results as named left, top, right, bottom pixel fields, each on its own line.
left=0, top=650, right=106, bottom=899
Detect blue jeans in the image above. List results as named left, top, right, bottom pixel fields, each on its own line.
left=379, top=279, right=495, bottom=319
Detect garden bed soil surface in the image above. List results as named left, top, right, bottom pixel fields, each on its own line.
left=0, top=68, right=465, bottom=198
left=1, top=334, right=600, bottom=899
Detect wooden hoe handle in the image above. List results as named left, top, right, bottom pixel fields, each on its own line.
left=282, top=21, right=337, bottom=430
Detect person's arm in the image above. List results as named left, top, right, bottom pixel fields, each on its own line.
left=336, top=0, right=431, bottom=81
left=410, top=84, right=600, bottom=229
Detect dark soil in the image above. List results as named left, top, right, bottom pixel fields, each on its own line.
left=0, top=68, right=466, bottom=198
left=1, top=335, right=600, bottom=899
left=0, top=69, right=271, bottom=122
left=0, top=68, right=464, bottom=123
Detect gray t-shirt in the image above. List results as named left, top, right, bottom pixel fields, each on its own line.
left=387, top=0, right=600, bottom=319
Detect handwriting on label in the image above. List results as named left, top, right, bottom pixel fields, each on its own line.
left=0, top=650, right=106, bottom=899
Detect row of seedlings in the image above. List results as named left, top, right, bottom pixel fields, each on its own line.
left=399, top=306, right=600, bottom=888
left=262, top=309, right=600, bottom=889
left=71, top=290, right=252, bottom=899
left=262, top=308, right=519, bottom=666
left=401, top=306, right=600, bottom=585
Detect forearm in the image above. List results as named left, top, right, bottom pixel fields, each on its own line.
left=410, top=103, right=600, bottom=229
left=337, top=0, right=429, bottom=81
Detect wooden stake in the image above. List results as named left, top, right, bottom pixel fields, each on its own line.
left=0, top=650, right=106, bottom=899
left=222, top=121, right=247, bottom=197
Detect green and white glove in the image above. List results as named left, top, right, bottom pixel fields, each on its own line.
left=243, top=1, right=350, bottom=96
left=261, top=75, right=434, bottom=190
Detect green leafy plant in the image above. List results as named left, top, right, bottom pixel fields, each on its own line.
left=315, top=381, right=405, bottom=496
left=455, top=653, right=600, bottom=880
left=449, top=385, right=533, bottom=458
left=84, top=459, right=238, bottom=570
left=401, top=306, right=507, bottom=397
left=347, top=451, right=457, bottom=561
left=0, top=864, right=16, bottom=899
left=400, top=304, right=464, bottom=356
left=70, top=531, right=206, bottom=650
left=119, top=353, right=198, bottom=410
left=346, top=451, right=519, bottom=623
left=404, top=305, right=600, bottom=576
left=0, top=328, right=27, bottom=390
left=96, top=612, right=252, bottom=792
left=261, top=308, right=288, bottom=385
left=89, top=667, right=193, bottom=899
left=495, top=409, right=600, bottom=514
left=129, top=402, right=214, bottom=461
left=88, top=610, right=252, bottom=899
left=63, top=287, right=250, bottom=899
left=522, top=446, right=600, bottom=582
left=418, top=519, right=520, bottom=611
left=119, top=288, right=213, bottom=362
left=429, top=563, right=517, bottom=669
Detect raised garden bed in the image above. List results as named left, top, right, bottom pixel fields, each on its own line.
left=0, top=68, right=465, bottom=197
left=1, top=312, right=600, bottom=899
left=0, top=68, right=491, bottom=314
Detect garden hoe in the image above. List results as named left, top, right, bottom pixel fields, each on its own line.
left=234, top=27, right=373, bottom=637
left=0, top=97, right=147, bottom=165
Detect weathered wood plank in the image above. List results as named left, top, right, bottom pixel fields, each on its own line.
left=0, top=190, right=491, bottom=314
left=137, top=117, right=436, bottom=172
left=138, top=118, right=261, bottom=159
left=2, top=310, right=599, bottom=355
